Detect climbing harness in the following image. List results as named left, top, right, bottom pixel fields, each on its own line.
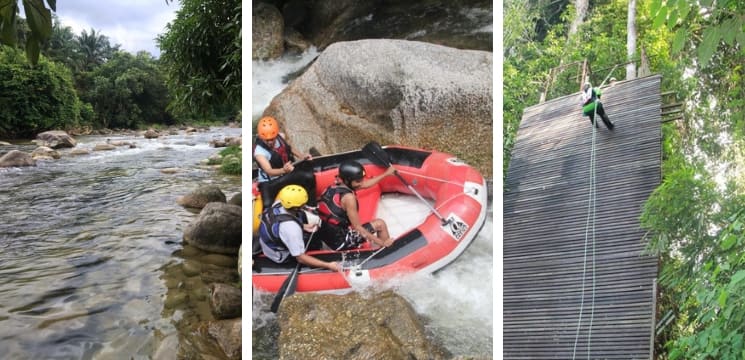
left=572, top=66, right=618, bottom=359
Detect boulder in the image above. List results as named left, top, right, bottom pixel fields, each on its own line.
left=177, top=185, right=227, bottom=209
left=209, top=283, right=241, bottom=320
left=160, top=167, right=181, bottom=174
left=143, top=129, right=159, bottom=139
left=183, top=202, right=241, bottom=255
left=197, top=318, right=241, bottom=360
left=228, top=192, right=241, bottom=207
left=252, top=2, right=285, bottom=60
left=0, top=150, right=36, bottom=167
left=263, top=39, right=493, bottom=178
left=302, top=0, right=376, bottom=49
left=69, top=148, right=91, bottom=156
left=35, top=130, right=77, bottom=149
left=284, top=27, right=311, bottom=53
left=109, top=140, right=136, bottom=148
left=31, top=146, right=61, bottom=159
left=93, top=143, right=116, bottom=151
left=278, top=290, right=449, bottom=359
left=0, top=141, right=11, bottom=146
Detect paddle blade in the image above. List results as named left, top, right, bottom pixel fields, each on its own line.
left=270, top=265, right=300, bottom=313
left=362, top=141, right=392, bottom=168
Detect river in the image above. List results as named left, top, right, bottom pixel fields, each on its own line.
left=0, top=127, right=241, bottom=358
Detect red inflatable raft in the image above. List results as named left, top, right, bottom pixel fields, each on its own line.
left=252, top=145, right=488, bottom=293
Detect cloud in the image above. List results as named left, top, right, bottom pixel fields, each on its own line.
left=52, top=1, right=179, bottom=57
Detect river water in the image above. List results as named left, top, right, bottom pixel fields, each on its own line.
left=0, top=127, right=241, bottom=358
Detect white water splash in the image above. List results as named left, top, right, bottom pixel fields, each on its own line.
left=251, top=48, right=320, bottom=121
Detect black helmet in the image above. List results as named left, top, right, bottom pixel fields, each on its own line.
left=338, top=160, right=365, bottom=185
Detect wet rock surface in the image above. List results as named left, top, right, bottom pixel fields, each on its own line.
left=278, top=290, right=450, bottom=360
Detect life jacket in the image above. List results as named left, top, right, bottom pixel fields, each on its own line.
left=317, top=184, right=356, bottom=229
left=582, top=88, right=602, bottom=114
left=254, top=135, right=295, bottom=180
left=259, top=202, right=302, bottom=251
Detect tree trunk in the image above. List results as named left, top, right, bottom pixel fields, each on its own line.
left=626, top=0, right=637, bottom=80
left=569, top=0, right=589, bottom=36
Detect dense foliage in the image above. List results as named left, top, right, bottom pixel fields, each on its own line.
left=77, top=51, right=172, bottom=129
left=218, top=145, right=242, bottom=175
left=157, top=0, right=241, bottom=118
left=505, top=0, right=745, bottom=358
left=1, top=2, right=243, bottom=139
left=0, top=47, right=84, bottom=138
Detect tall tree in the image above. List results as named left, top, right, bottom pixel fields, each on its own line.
left=626, top=0, right=636, bottom=80
left=568, top=0, right=588, bottom=36
left=157, top=0, right=241, bottom=118
left=42, top=16, right=80, bottom=70
left=76, top=28, right=118, bottom=71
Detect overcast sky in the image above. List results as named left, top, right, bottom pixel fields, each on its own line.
left=46, top=1, right=180, bottom=57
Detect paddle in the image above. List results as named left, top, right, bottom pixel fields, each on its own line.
left=269, top=226, right=316, bottom=313
left=361, top=141, right=450, bottom=225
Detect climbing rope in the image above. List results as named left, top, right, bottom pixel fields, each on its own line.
left=572, top=66, right=618, bottom=359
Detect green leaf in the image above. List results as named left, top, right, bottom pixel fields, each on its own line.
left=736, top=28, right=745, bottom=48
left=0, top=0, right=18, bottom=45
left=667, top=8, right=679, bottom=29
left=698, top=27, right=720, bottom=67
left=718, top=289, right=728, bottom=307
left=650, top=0, right=662, bottom=19
left=26, top=32, right=40, bottom=65
left=721, top=19, right=738, bottom=46
left=653, top=6, right=669, bottom=29
left=22, top=0, right=52, bottom=41
left=677, top=0, right=691, bottom=21
left=730, top=270, right=745, bottom=289
left=722, top=233, right=737, bottom=250
left=672, top=28, right=687, bottom=54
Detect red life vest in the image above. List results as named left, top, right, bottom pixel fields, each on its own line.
left=317, top=184, right=356, bottom=229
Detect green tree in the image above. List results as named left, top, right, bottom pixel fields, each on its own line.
left=42, top=16, right=81, bottom=71
left=0, top=0, right=54, bottom=65
left=76, top=28, right=118, bottom=71
left=640, top=2, right=745, bottom=359
left=80, top=51, right=172, bottom=129
left=0, top=46, right=83, bottom=138
left=157, top=0, right=241, bottom=118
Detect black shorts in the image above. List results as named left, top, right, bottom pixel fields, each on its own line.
left=321, top=223, right=375, bottom=251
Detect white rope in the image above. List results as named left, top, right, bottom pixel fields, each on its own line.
left=572, top=66, right=618, bottom=359
left=396, top=168, right=466, bottom=188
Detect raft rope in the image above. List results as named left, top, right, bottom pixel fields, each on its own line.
left=572, top=66, right=617, bottom=359
left=387, top=169, right=481, bottom=216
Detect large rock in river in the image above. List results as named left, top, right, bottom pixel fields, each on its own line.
left=0, top=150, right=36, bottom=167
left=263, top=39, right=493, bottom=178
left=278, top=290, right=449, bottom=360
left=183, top=202, right=241, bottom=255
left=252, top=2, right=284, bottom=60
left=35, top=130, right=77, bottom=149
left=177, top=185, right=227, bottom=209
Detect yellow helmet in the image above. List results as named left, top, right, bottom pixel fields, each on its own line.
left=276, top=185, right=308, bottom=209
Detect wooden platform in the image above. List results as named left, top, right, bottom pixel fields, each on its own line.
left=503, top=75, right=661, bottom=359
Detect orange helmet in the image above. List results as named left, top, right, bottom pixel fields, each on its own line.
left=257, top=116, right=279, bottom=140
